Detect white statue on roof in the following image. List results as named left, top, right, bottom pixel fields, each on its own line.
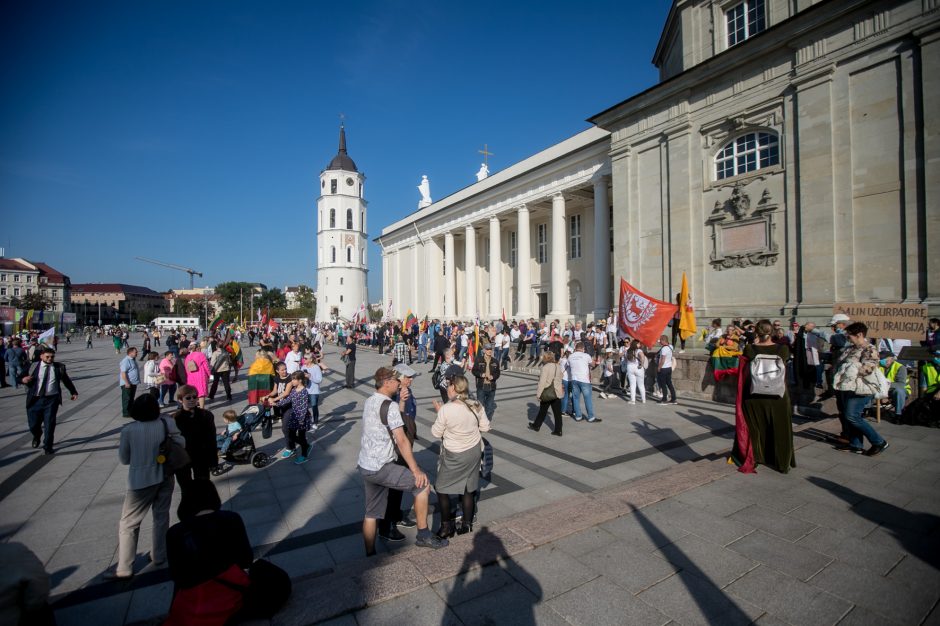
left=476, top=162, right=489, bottom=181
left=418, top=175, right=432, bottom=208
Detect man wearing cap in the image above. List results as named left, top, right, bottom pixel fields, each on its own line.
left=22, top=347, right=78, bottom=454
left=358, top=367, right=446, bottom=555
left=879, top=351, right=910, bottom=417
left=377, top=363, right=419, bottom=542
left=471, top=343, right=501, bottom=420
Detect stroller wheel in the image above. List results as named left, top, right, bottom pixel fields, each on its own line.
left=251, top=452, right=269, bottom=468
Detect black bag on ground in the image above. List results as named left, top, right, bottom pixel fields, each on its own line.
left=242, top=559, right=291, bottom=618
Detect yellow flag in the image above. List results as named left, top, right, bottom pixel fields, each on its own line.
left=678, top=272, right=697, bottom=341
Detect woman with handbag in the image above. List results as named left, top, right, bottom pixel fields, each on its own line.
left=106, top=394, right=185, bottom=580
left=142, top=351, right=161, bottom=400
left=529, top=351, right=564, bottom=436
left=165, top=481, right=290, bottom=625
left=173, top=384, right=218, bottom=489
left=832, top=322, right=889, bottom=456
left=624, top=340, right=649, bottom=404
left=430, top=375, right=490, bottom=537
left=184, top=345, right=212, bottom=409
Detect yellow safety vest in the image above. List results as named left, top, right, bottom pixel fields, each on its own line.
left=880, top=361, right=911, bottom=394
left=924, top=363, right=940, bottom=394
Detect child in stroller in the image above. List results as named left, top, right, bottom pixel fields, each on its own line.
left=216, top=410, right=242, bottom=455
left=212, top=404, right=270, bottom=474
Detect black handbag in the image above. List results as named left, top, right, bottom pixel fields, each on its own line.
left=539, top=364, right=559, bottom=402
left=158, top=418, right=191, bottom=474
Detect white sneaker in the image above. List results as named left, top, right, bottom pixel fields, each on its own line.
left=629, top=400, right=636, bottom=404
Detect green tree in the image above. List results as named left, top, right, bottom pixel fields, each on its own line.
left=214, top=282, right=256, bottom=321
left=295, top=285, right=315, bottom=309
left=174, top=298, right=202, bottom=317
left=17, top=292, right=54, bottom=310
left=256, top=287, right=287, bottom=311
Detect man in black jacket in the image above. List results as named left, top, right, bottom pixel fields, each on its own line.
left=471, top=343, right=500, bottom=420
left=22, top=347, right=78, bottom=454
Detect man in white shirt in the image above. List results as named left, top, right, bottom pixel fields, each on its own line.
left=656, top=335, right=678, bottom=404
left=358, top=367, right=446, bottom=555
left=566, top=342, right=602, bottom=423
left=284, top=341, right=302, bottom=374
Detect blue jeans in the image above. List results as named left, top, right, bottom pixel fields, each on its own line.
left=417, top=345, right=428, bottom=362
left=570, top=381, right=595, bottom=420
left=159, top=383, right=177, bottom=406
left=477, top=385, right=496, bottom=420
left=217, top=433, right=234, bottom=454
left=889, top=384, right=907, bottom=416
left=561, top=380, right=571, bottom=414
left=842, top=392, right=885, bottom=450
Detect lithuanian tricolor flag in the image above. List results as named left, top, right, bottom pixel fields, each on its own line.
left=210, top=315, right=225, bottom=332
left=405, top=310, right=417, bottom=329
left=247, top=357, right=274, bottom=404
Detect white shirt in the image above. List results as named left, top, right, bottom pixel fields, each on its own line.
left=303, top=364, right=323, bottom=395
left=284, top=350, right=302, bottom=374
left=510, top=328, right=521, bottom=341
left=36, top=362, right=57, bottom=395
left=567, top=351, right=593, bottom=383
left=659, top=345, right=674, bottom=369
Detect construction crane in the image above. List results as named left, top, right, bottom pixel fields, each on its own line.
left=135, top=257, right=203, bottom=289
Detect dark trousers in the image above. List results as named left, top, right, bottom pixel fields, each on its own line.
left=656, top=368, right=676, bottom=402
left=176, top=465, right=212, bottom=491
left=27, top=395, right=61, bottom=451
left=532, top=398, right=562, bottom=434
left=431, top=351, right=445, bottom=370
left=288, top=428, right=309, bottom=457
left=671, top=323, right=686, bottom=350
left=476, top=385, right=496, bottom=420
left=345, top=360, right=356, bottom=388
left=121, top=384, right=138, bottom=417
left=208, top=370, right=232, bottom=400
left=379, top=456, right=408, bottom=533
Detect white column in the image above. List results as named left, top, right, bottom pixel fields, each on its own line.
left=426, top=238, right=441, bottom=318
left=394, top=250, right=402, bottom=319
left=444, top=231, right=456, bottom=320
left=488, top=216, right=502, bottom=319
left=464, top=224, right=477, bottom=318
left=516, top=205, right=532, bottom=318
left=550, top=193, right=569, bottom=317
left=412, top=243, right=421, bottom=318
left=593, top=178, right=611, bottom=319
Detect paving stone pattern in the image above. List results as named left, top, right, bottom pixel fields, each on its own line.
left=0, top=340, right=937, bottom=624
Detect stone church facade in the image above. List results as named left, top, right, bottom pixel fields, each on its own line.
left=379, top=0, right=939, bottom=323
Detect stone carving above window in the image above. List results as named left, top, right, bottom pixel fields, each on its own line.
left=706, top=183, right=779, bottom=270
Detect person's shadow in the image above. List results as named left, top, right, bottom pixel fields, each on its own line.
left=443, top=529, right=541, bottom=625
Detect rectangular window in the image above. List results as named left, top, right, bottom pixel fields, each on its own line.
left=26, top=275, right=32, bottom=283
left=14, top=288, right=20, bottom=296
left=330, top=179, right=337, bottom=194
left=569, top=215, right=581, bottom=259
left=0, top=287, right=6, bottom=296
left=509, top=231, right=517, bottom=268
left=26, top=288, right=32, bottom=295
left=0, top=273, right=5, bottom=281
left=13, top=274, right=19, bottom=282
left=727, top=0, right=765, bottom=47
left=537, top=224, right=548, bottom=264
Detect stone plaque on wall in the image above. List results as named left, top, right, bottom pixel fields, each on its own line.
left=706, top=183, right=779, bottom=270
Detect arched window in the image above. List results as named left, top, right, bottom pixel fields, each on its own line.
left=346, top=247, right=352, bottom=263
left=346, top=209, right=353, bottom=230
left=330, top=246, right=336, bottom=263
left=329, top=209, right=336, bottom=228
left=715, top=131, right=779, bottom=180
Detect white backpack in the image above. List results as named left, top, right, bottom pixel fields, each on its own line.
left=749, top=353, right=787, bottom=397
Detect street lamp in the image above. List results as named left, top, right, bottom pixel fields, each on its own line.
left=203, top=289, right=210, bottom=331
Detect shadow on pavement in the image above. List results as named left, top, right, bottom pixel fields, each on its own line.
left=806, top=476, right=940, bottom=569
left=630, top=503, right=754, bottom=623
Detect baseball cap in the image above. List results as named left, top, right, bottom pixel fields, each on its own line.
left=393, top=363, right=417, bottom=378
left=829, top=313, right=850, bottom=326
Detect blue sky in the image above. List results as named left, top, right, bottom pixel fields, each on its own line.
left=0, top=0, right=670, bottom=299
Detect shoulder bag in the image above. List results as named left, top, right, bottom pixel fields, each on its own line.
left=158, top=418, right=191, bottom=474
left=539, top=364, right=559, bottom=402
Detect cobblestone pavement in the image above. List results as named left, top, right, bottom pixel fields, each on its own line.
left=0, top=340, right=936, bottom=624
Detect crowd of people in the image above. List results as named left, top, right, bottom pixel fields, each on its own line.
left=1, top=310, right=938, bottom=622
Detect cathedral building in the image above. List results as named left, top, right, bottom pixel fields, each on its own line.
left=315, top=126, right=369, bottom=322
left=378, top=0, right=938, bottom=323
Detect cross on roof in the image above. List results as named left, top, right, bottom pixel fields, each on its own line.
left=478, top=144, right=493, bottom=167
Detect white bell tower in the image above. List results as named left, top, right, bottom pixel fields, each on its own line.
left=315, top=124, right=369, bottom=322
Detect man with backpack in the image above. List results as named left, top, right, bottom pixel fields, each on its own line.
left=357, top=367, right=446, bottom=556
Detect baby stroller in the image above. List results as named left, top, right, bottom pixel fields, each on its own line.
left=211, top=404, right=271, bottom=475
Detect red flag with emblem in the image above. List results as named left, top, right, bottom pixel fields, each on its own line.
left=617, top=279, right=678, bottom=347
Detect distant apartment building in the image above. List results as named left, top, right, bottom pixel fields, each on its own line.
left=71, top=283, right=168, bottom=325
left=0, top=257, right=71, bottom=313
